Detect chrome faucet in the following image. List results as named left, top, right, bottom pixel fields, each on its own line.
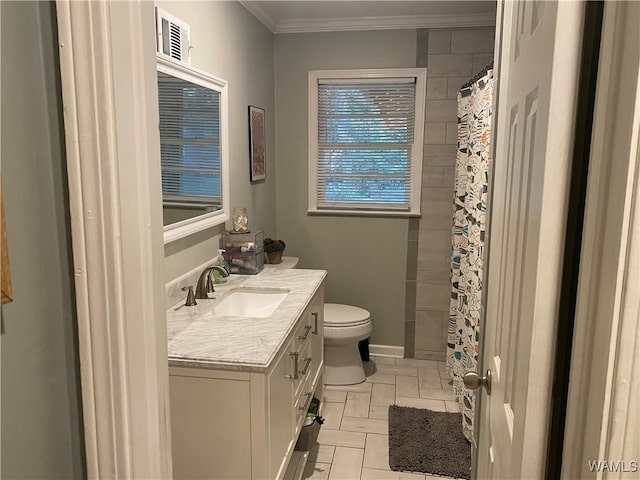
left=195, top=265, right=229, bottom=299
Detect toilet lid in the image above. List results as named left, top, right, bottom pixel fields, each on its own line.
left=324, top=303, right=371, bottom=327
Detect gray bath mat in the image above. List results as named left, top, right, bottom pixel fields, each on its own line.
left=388, top=405, right=471, bottom=479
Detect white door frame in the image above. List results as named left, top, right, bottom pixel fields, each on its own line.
left=56, top=2, right=172, bottom=478
left=562, top=2, right=640, bottom=478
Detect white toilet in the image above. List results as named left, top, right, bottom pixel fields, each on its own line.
left=266, top=257, right=373, bottom=386
left=323, top=303, right=372, bottom=385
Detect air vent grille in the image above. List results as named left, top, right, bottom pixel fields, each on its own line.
left=156, top=7, right=191, bottom=64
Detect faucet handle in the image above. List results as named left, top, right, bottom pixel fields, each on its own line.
left=205, top=273, right=216, bottom=295
left=181, top=286, right=197, bottom=306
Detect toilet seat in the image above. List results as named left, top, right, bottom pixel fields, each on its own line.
left=324, top=303, right=370, bottom=327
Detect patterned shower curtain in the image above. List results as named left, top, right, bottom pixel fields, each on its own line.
left=446, top=67, right=494, bottom=443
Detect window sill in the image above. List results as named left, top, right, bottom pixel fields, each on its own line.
left=307, top=209, right=421, bottom=218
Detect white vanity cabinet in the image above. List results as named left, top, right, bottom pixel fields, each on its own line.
left=169, top=285, right=324, bottom=480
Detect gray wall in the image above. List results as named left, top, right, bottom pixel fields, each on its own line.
left=0, top=1, right=85, bottom=477
left=158, top=1, right=276, bottom=282
left=414, top=28, right=495, bottom=360
left=274, top=30, right=417, bottom=347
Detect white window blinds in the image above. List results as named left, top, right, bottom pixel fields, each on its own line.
left=158, top=77, right=221, bottom=207
left=316, top=78, right=417, bottom=211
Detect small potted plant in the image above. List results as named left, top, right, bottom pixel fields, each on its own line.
left=264, top=238, right=286, bottom=264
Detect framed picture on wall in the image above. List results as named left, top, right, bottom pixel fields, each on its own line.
left=248, top=106, right=266, bottom=181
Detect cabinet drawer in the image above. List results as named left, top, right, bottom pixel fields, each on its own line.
left=294, top=310, right=313, bottom=350
left=293, top=340, right=312, bottom=396
left=295, top=387, right=314, bottom=419
left=294, top=370, right=315, bottom=428
left=294, top=352, right=323, bottom=427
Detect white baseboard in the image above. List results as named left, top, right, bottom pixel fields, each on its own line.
left=368, top=344, right=404, bottom=358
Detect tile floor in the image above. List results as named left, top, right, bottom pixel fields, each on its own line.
left=303, top=356, right=461, bottom=480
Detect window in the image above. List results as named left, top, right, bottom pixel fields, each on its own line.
left=308, top=69, right=426, bottom=216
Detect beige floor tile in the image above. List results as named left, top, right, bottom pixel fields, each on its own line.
left=395, top=358, right=439, bottom=369
left=419, top=387, right=456, bottom=402
left=303, top=461, right=331, bottom=480
left=418, top=368, right=443, bottom=391
left=325, top=382, right=373, bottom=394
left=328, top=447, right=364, bottom=480
left=370, top=356, right=396, bottom=366
left=308, top=444, right=335, bottom=464
left=368, top=405, right=389, bottom=420
left=343, top=392, right=371, bottom=418
left=396, top=375, right=420, bottom=398
left=445, top=400, right=460, bottom=413
left=362, top=433, right=390, bottom=471
left=376, top=364, right=419, bottom=377
left=371, top=383, right=396, bottom=407
left=322, top=402, right=345, bottom=430
left=340, top=416, right=388, bottom=435
left=317, top=429, right=366, bottom=448
left=365, top=372, right=396, bottom=385
left=317, top=363, right=465, bottom=480
left=361, top=468, right=427, bottom=480
left=396, top=396, right=447, bottom=411
left=323, top=390, right=348, bottom=403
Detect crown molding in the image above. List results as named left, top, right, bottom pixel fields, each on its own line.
left=274, top=13, right=496, bottom=34
left=239, top=1, right=277, bottom=32
left=239, top=2, right=496, bottom=34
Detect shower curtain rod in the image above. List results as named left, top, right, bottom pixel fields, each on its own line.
left=460, top=60, right=494, bottom=92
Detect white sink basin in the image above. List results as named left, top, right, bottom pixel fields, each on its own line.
left=170, top=286, right=291, bottom=318
left=209, top=287, right=289, bottom=318
left=181, top=287, right=289, bottom=318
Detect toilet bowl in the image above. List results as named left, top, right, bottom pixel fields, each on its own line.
left=324, top=303, right=372, bottom=386
left=267, top=257, right=373, bottom=385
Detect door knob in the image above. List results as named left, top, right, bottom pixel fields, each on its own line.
left=463, top=369, right=492, bottom=395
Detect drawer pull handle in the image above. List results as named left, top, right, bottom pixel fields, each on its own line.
left=298, top=325, right=312, bottom=341
left=287, top=352, right=299, bottom=380
left=312, top=312, right=319, bottom=335
left=298, top=391, right=313, bottom=411
left=300, top=357, right=313, bottom=376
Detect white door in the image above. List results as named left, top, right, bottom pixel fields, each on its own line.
left=473, top=1, right=586, bottom=478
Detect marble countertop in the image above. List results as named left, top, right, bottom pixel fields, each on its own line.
left=166, top=268, right=327, bottom=372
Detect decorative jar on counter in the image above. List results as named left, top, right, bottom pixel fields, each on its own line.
left=232, top=207, right=248, bottom=233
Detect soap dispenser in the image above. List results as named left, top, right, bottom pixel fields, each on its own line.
left=212, top=249, right=229, bottom=284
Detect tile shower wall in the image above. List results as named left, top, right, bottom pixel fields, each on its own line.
left=408, top=27, right=495, bottom=361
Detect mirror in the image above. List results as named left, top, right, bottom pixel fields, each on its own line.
left=157, top=56, right=229, bottom=243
